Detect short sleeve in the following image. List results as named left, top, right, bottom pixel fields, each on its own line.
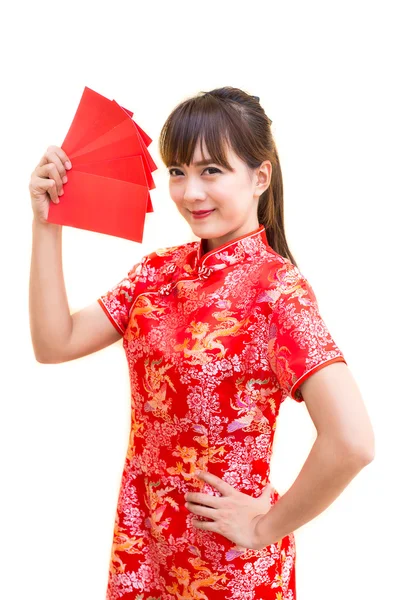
left=267, top=272, right=347, bottom=402
left=97, top=254, right=149, bottom=336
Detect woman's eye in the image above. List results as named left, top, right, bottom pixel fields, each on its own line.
left=204, top=167, right=221, bottom=175
left=168, top=167, right=221, bottom=176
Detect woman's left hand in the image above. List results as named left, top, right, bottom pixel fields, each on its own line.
left=184, top=471, right=274, bottom=550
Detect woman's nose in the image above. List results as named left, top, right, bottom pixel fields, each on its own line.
left=183, top=178, right=206, bottom=203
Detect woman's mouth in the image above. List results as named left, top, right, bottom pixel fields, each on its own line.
left=191, top=209, right=215, bottom=219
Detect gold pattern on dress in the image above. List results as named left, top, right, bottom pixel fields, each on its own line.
left=174, top=310, right=250, bottom=365
left=166, top=560, right=228, bottom=598
left=126, top=295, right=166, bottom=339
left=143, top=357, right=176, bottom=422
left=109, top=521, right=145, bottom=574
left=166, top=445, right=208, bottom=480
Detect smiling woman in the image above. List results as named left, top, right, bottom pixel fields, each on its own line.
left=166, top=140, right=270, bottom=251
left=30, top=85, right=374, bottom=600
left=94, top=87, right=370, bottom=600
left=160, top=88, right=290, bottom=256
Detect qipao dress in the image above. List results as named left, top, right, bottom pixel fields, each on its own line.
left=97, top=224, right=347, bottom=600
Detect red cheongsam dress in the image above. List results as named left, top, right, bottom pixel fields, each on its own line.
left=97, top=224, right=347, bottom=600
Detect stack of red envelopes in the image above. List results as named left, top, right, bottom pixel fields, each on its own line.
left=47, top=86, right=157, bottom=242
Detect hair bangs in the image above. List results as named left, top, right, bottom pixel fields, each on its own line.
left=159, top=97, right=236, bottom=171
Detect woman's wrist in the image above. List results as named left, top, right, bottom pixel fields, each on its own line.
left=253, top=513, right=277, bottom=550
left=32, top=216, right=62, bottom=230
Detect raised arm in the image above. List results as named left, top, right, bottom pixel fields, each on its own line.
left=29, top=146, right=122, bottom=364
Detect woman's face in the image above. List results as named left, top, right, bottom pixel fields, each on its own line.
left=168, top=140, right=271, bottom=251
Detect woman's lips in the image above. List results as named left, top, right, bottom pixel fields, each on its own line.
left=191, top=209, right=215, bottom=219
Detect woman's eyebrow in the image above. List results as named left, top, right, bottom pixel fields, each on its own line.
left=170, top=158, right=215, bottom=167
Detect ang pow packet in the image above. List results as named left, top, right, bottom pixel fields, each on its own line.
left=47, top=86, right=157, bottom=242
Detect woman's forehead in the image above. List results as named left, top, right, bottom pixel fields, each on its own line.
left=191, top=138, right=234, bottom=163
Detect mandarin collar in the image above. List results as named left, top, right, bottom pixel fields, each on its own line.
left=158, top=225, right=272, bottom=295
left=193, top=224, right=271, bottom=275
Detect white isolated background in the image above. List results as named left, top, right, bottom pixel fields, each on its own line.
left=0, top=1, right=398, bottom=599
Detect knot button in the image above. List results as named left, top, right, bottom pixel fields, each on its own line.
left=198, top=265, right=213, bottom=280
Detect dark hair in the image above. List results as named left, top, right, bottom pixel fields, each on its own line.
left=158, top=86, right=298, bottom=268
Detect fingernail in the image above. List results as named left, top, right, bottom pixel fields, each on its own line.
left=65, top=161, right=72, bottom=170
left=62, top=176, right=68, bottom=184
left=59, top=189, right=64, bottom=196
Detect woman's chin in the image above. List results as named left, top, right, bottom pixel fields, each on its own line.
left=187, top=218, right=219, bottom=236
left=189, top=224, right=218, bottom=239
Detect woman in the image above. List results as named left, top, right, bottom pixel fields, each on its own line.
left=29, top=86, right=375, bottom=600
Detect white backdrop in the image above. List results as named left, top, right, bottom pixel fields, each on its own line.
left=1, top=1, right=398, bottom=598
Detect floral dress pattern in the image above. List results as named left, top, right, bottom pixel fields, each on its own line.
left=97, top=224, right=347, bottom=600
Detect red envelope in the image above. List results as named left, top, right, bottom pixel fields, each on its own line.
left=73, top=156, right=154, bottom=212
left=70, top=100, right=132, bottom=152
left=62, top=87, right=112, bottom=155
left=131, top=119, right=152, bottom=147
left=47, top=86, right=157, bottom=242
left=62, top=87, right=152, bottom=155
left=63, top=100, right=155, bottom=212
left=68, top=118, right=156, bottom=190
left=121, top=106, right=133, bottom=118
left=116, top=102, right=153, bottom=147
left=47, top=170, right=148, bottom=242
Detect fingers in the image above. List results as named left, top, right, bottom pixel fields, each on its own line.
left=38, top=145, right=71, bottom=171
left=36, top=162, right=65, bottom=197
left=36, top=145, right=72, bottom=195
left=30, top=174, right=59, bottom=204
left=184, top=492, right=220, bottom=508
left=185, top=501, right=216, bottom=520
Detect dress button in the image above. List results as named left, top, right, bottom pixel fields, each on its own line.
left=198, top=265, right=213, bottom=279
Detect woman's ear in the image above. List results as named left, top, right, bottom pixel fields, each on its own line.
left=256, top=160, right=272, bottom=196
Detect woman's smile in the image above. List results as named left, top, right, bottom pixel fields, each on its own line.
left=190, top=208, right=216, bottom=219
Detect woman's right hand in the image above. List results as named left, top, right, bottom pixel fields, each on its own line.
left=29, top=145, right=72, bottom=224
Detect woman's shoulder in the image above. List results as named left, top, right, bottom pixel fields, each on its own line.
left=137, top=239, right=199, bottom=285
left=257, top=252, right=313, bottom=304
left=146, top=239, right=198, bottom=266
